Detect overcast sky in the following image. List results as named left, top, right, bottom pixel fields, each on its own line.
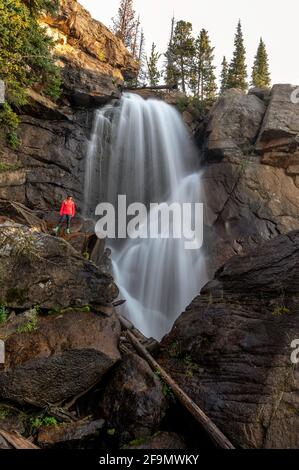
left=81, top=0, right=298, bottom=87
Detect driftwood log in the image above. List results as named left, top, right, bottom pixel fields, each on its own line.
left=0, top=429, right=39, bottom=449
left=126, top=330, right=235, bottom=450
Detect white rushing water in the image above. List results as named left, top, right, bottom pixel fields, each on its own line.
left=84, top=93, right=207, bottom=340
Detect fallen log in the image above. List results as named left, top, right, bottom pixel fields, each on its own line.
left=0, top=429, right=39, bottom=449
left=126, top=330, right=235, bottom=450
left=123, top=84, right=178, bottom=91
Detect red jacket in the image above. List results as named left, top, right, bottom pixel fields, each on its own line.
left=60, top=199, right=75, bottom=217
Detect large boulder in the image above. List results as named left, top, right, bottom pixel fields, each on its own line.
left=0, top=221, right=118, bottom=309
left=257, top=84, right=299, bottom=168
left=100, top=353, right=167, bottom=444
left=159, top=231, right=299, bottom=448
left=0, top=310, right=121, bottom=405
left=204, top=89, right=266, bottom=161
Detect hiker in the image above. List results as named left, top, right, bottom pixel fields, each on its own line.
left=54, top=195, right=76, bottom=235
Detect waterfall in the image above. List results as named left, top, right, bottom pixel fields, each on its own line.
left=84, top=93, right=207, bottom=340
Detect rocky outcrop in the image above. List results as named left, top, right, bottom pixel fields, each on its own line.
left=0, top=310, right=121, bottom=404
left=0, top=221, right=117, bottom=309
left=100, top=353, right=167, bottom=445
left=256, top=84, right=299, bottom=167
left=42, top=0, right=138, bottom=105
left=159, top=231, right=299, bottom=449
left=0, top=99, right=91, bottom=211
left=202, top=85, right=299, bottom=274
left=205, top=89, right=267, bottom=160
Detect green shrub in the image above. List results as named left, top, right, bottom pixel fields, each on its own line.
left=0, top=0, right=61, bottom=146
left=0, top=304, right=8, bottom=324
left=17, top=307, right=39, bottom=333
left=29, top=415, right=58, bottom=430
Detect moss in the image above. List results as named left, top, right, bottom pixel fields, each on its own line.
left=123, top=437, right=146, bottom=448
left=0, top=407, right=9, bottom=420
left=48, top=305, right=91, bottom=315
left=17, top=308, right=39, bottom=334
left=169, top=340, right=182, bottom=358
left=6, top=287, right=28, bottom=305
left=98, top=50, right=105, bottom=62
left=0, top=161, right=21, bottom=172
left=0, top=304, right=8, bottom=324
left=29, top=415, right=58, bottom=431
left=272, top=306, right=291, bottom=317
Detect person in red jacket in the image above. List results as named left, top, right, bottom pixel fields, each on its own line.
left=54, top=196, right=76, bottom=234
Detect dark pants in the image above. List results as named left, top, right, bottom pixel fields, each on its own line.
left=58, top=214, right=72, bottom=230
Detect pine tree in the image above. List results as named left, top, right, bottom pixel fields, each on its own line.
left=112, top=0, right=136, bottom=51
left=220, top=56, right=229, bottom=93
left=147, top=43, right=161, bottom=87
left=170, top=20, right=195, bottom=93
left=227, top=20, right=248, bottom=91
left=190, top=29, right=217, bottom=102
left=164, top=15, right=177, bottom=88
left=251, top=38, right=271, bottom=88
left=131, top=14, right=140, bottom=60
left=136, top=29, right=147, bottom=86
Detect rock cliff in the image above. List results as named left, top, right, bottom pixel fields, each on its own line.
left=200, top=85, right=299, bottom=275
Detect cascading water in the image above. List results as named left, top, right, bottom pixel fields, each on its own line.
left=84, top=93, right=207, bottom=340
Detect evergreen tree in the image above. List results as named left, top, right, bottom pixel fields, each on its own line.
left=136, top=29, right=147, bottom=86
left=171, top=20, right=195, bottom=93
left=147, top=43, right=161, bottom=87
left=251, top=38, right=271, bottom=88
left=190, top=29, right=217, bottom=102
left=131, top=14, right=140, bottom=60
left=164, top=15, right=177, bottom=87
left=112, top=0, right=136, bottom=51
left=220, top=56, right=229, bottom=93
left=227, top=20, right=248, bottom=91
left=0, top=0, right=61, bottom=147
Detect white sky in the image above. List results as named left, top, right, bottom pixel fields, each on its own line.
left=80, top=0, right=299, bottom=86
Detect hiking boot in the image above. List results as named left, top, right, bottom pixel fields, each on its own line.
left=66, top=228, right=71, bottom=234
left=53, top=226, right=59, bottom=234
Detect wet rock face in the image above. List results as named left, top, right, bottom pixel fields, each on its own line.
left=100, top=353, right=168, bottom=444
left=0, top=222, right=118, bottom=309
left=159, top=231, right=299, bottom=449
left=0, top=310, right=121, bottom=405
left=202, top=85, right=299, bottom=275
